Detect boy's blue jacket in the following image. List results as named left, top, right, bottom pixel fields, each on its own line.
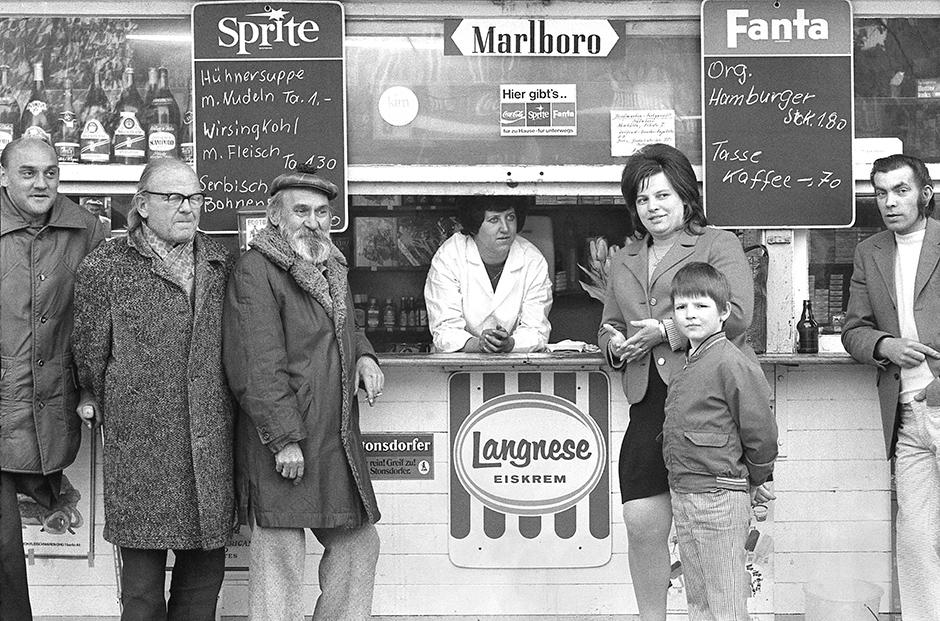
left=662, top=331, right=777, bottom=493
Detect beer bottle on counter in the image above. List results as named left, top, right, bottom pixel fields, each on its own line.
left=145, top=68, right=179, bottom=160
left=53, top=78, right=80, bottom=163
left=111, top=68, right=146, bottom=164
left=21, top=62, right=52, bottom=142
left=0, top=65, right=20, bottom=151
left=797, top=299, right=819, bottom=354
left=80, top=66, right=112, bottom=164
left=179, top=80, right=194, bottom=164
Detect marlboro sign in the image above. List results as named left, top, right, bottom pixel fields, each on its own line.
left=444, top=19, right=622, bottom=57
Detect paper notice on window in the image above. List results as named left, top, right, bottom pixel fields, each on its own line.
left=610, top=109, right=676, bottom=157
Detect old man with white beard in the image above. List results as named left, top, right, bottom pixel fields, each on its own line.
left=222, top=165, right=384, bottom=620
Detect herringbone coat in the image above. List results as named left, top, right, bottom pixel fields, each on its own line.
left=73, top=233, right=235, bottom=549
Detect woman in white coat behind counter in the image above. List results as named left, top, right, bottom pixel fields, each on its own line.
left=424, top=196, right=553, bottom=353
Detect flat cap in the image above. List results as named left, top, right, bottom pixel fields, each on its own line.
left=270, top=164, right=338, bottom=200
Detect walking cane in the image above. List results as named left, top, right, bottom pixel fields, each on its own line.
left=100, top=426, right=124, bottom=613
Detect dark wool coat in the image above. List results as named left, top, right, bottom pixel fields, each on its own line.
left=1, top=190, right=106, bottom=474
left=222, top=226, right=380, bottom=529
left=73, top=233, right=235, bottom=550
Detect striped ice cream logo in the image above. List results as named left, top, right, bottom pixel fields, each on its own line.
left=448, top=371, right=611, bottom=568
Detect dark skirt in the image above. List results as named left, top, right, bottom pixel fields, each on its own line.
left=618, top=363, right=670, bottom=502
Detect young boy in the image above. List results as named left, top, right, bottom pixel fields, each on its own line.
left=663, top=262, right=778, bottom=621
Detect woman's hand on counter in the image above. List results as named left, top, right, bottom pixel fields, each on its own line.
left=463, top=328, right=515, bottom=353
left=481, top=326, right=514, bottom=353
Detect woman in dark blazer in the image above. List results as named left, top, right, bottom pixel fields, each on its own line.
left=598, top=144, right=754, bottom=620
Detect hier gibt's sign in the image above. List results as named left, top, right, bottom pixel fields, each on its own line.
left=448, top=372, right=610, bottom=568
left=444, top=19, right=623, bottom=57
left=192, top=1, right=348, bottom=232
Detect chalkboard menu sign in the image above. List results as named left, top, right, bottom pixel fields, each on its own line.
left=192, top=1, right=347, bottom=232
left=701, top=0, right=854, bottom=228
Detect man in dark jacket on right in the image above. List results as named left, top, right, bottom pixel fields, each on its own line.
left=223, top=165, right=385, bottom=620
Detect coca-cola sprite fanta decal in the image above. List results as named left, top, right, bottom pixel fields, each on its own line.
left=449, top=371, right=610, bottom=568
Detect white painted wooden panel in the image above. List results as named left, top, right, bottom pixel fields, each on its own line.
left=374, top=553, right=630, bottom=585
left=775, top=491, right=890, bottom=522
left=774, top=460, right=891, bottom=491
left=775, top=551, right=891, bottom=583
left=782, top=429, right=885, bottom=461
left=783, top=367, right=878, bottom=399
left=775, top=522, right=891, bottom=552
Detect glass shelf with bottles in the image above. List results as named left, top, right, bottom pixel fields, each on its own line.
left=0, top=61, right=193, bottom=167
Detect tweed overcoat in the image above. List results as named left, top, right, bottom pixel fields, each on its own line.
left=73, top=233, right=235, bottom=550
left=842, top=217, right=940, bottom=458
left=222, top=229, right=381, bottom=529
left=598, top=227, right=754, bottom=404
left=1, top=190, right=105, bottom=474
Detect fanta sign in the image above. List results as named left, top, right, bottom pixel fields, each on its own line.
left=217, top=6, right=320, bottom=55
left=453, top=392, right=605, bottom=515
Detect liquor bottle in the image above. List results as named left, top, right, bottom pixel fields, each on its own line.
left=797, top=299, right=819, bottom=354
left=366, top=297, right=380, bottom=329
left=417, top=297, right=428, bottom=328
left=111, top=68, right=146, bottom=164
left=145, top=67, right=179, bottom=160
left=0, top=65, right=20, bottom=151
left=179, top=80, right=194, bottom=164
left=142, top=67, right=158, bottom=109
left=53, top=78, right=80, bottom=163
left=398, top=296, right=408, bottom=330
left=418, top=298, right=428, bottom=328
left=151, top=66, right=180, bottom=127
left=353, top=294, right=367, bottom=330
left=80, top=66, right=112, bottom=163
left=113, top=67, right=144, bottom=128
left=20, top=61, right=52, bottom=141
left=406, top=296, right=416, bottom=328
left=382, top=298, right=396, bottom=331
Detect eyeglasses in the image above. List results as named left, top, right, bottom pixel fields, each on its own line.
left=139, top=190, right=206, bottom=210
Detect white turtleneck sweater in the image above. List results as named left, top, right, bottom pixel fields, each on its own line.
left=894, top=227, right=935, bottom=403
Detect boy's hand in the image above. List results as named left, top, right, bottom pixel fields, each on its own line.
left=750, top=483, right=776, bottom=505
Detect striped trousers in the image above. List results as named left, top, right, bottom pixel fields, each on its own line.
left=670, top=488, right=752, bottom=621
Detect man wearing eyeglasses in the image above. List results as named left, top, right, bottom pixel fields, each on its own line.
left=73, top=158, right=235, bottom=620
left=1, top=137, right=105, bottom=620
